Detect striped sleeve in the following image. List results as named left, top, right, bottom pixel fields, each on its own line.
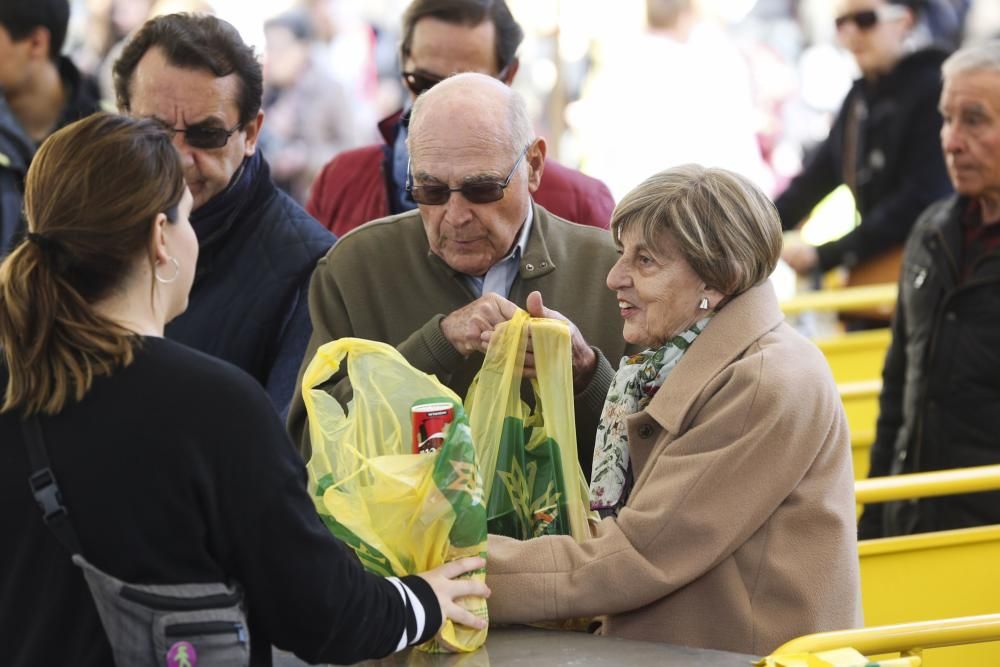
left=385, top=575, right=441, bottom=650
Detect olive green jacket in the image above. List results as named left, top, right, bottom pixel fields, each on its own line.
left=287, top=203, right=634, bottom=472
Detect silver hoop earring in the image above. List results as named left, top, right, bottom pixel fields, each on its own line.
left=698, top=297, right=710, bottom=310
left=155, top=257, right=180, bottom=284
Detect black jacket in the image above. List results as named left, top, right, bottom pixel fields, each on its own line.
left=775, top=48, right=953, bottom=272
left=0, top=338, right=438, bottom=666
left=0, top=96, right=33, bottom=255
left=0, top=57, right=101, bottom=256
left=859, top=196, right=1000, bottom=537
left=165, top=154, right=334, bottom=416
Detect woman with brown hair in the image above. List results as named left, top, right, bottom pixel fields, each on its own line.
left=486, top=165, right=861, bottom=655
left=0, top=112, right=486, bottom=666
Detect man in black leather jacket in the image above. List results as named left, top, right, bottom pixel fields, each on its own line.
left=859, top=40, right=1000, bottom=538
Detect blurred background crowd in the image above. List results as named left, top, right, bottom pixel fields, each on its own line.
left=62, top=0, right=999, bottom=207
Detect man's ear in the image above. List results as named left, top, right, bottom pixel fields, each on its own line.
left=526, top=137, right=546, bottom=193
left=500, top=57, right=519, bottom=85
left=243, top=110, right=265, bottom=157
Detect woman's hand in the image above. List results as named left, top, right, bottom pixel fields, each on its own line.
left=417, top=556, right=490, bottom=631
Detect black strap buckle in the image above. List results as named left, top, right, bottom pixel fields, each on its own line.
left=28, top=468, right=68, bottom=523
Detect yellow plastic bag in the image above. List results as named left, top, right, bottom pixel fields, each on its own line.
left=465, top=309, right=593, bottom=542
left=301, top=338, right=488, bottom=652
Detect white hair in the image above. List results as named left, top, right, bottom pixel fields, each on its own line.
left=942, top=40, right=1000, bottom=81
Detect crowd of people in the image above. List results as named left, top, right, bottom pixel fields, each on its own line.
left=1, top=0, right=999, bottom=665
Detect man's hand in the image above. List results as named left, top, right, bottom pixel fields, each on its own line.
left=483, top=291, right=597, bottom=390
left=440, top=293, right=518, bottom=356
left=782, top=241, right=820, bottom=275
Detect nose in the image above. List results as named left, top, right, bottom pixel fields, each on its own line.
left=171, top=133, right=196, bottom=168
left=941, top=121, right=963, bottom=156
left=441, top=191, right=475, bottom=226
left=606, top=255, right=630, bottom=291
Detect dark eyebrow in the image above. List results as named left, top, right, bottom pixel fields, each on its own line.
left=463, top=172, right=505, bottom=185
left=412, top=170, right=446, bottom=185
left=185, top=119, right=229, bottom=130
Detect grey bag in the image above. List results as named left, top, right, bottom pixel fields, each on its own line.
left=73, top=555, right=250, bottom=667
left=23, top=417, right=251, bottom=667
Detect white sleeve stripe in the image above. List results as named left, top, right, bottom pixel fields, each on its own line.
left=385, top=576, right=409, bottom=652
left=399, top=581, right=427, bottom=644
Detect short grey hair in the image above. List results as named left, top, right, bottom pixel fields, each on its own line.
left=610, top=164, right=782, bottom=298
left=408, top=72, right=534, bottom=161
left=942, top=40, right=1000, bottom=81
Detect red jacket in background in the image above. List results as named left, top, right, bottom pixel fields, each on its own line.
left=306, top=111, right=615, bottom=238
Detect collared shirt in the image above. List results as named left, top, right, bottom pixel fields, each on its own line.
left=960, top=199, right=1000, bottom=282
left=391, top=107, right=417, bottom=213
left=465, top=205, right=534, bottom=298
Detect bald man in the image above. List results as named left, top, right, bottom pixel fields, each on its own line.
left=287, top=73, right=632, bottom=475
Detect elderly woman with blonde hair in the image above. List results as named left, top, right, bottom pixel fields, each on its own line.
left=486, top=164, right=862, bottom=655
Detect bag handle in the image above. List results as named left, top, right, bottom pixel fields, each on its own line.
left=22, top=416, right=83, bottom=554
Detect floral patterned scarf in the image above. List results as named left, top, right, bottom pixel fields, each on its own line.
left=589, top=316, right=712, bottom=518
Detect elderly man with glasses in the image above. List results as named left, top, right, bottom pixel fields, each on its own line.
left=287, top=73, right=633, bottom=476
left=113, top=13, right=335, bottom=419
left=303, top=0, right=615, bottom=238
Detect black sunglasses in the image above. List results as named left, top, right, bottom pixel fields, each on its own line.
left=406, top=144, right=529, bottom=205
left=835, top=9, right=879, bottom=30
left=401, top=63, right=513, bottom=97
left=163, top=121, right=244, bottom=149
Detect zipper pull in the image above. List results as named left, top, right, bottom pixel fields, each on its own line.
left=235, top=622, right=247, bottom=645
left=914, top=268, right=927, bottom=289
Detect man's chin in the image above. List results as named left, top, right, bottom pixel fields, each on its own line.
left=438, top=250, right=491, bottom=277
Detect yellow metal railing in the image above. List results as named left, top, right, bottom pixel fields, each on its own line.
left=856, top=465, right=1000, bottom=505
left=770, top=614, right=1000, bottom=659
left=780, top=283, right=897, bottom=316
left=841, top=379, right=881, bottom=480
left=856, top=466, right=1000, bottom=666
left=816, top=328, right=891, bottom=384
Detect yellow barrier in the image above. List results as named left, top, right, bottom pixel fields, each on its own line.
left=780, top=283, right=898, bottom=317
left=840, top=379, right=880, bottom=480
left=856, top=465, right=1000, bottom=505
left=816, top=329, right=891, bottom=384
left=856, top=467, right=1000, bottom=665
left=768, top=614, right=1000, bottom=664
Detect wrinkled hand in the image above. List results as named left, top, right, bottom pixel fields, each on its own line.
left=483, top=291, right=597, bottom=390
left=417, top=556, right=490, bottom=636
left=782, top=241, right=819, bottom=275
left=441, top=293, right=518, bottom=356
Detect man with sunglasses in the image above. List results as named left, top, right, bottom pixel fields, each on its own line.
left=287, top=73, right=632, bottom=477
left=777, top=0, right=951, bottom=294
left=0, top=0, right=101, bottom=257
left=113, top=14, right=335, bottom=419
left=304, top=0, right=615, bottom=239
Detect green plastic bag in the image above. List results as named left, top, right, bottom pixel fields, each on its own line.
left=465, top=309, right=593, bottom=542
left=301, top=338, right=488, bottom=652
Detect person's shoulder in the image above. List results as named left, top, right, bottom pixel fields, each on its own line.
left=137, top=337, right=272, bottom=407
left=316, top=143, right=385, bottom=184
left=893, top=47, right=950, bottom=92
left=537, top=159, right=615, bottom=223
left=258, top=185, right=336, bottom=251
left=540, top=159, right=610, bottom=192
left=319, top=208, right=425, bottom=268
left=535, top=203, right=614, bottom=243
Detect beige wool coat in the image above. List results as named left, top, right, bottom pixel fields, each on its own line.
left=486, top=282, right=862, bottom=656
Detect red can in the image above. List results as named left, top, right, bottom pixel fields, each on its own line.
left=411, top=400, right=454, bottom=454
